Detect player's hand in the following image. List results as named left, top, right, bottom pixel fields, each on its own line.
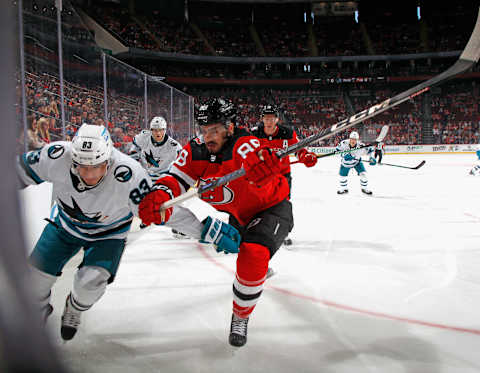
left=369, top=156, right=377, bottom=166
left=200, top=216, right=241, bottom=254
left=297, top=149, right=317, bottom=168
left=138, top=186, right=174, bottom=226
left=244, top=146, right=287, bottom=187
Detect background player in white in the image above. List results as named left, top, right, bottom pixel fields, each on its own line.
left=469, top=148, right=480, bottom=175
left=130, top=116, right=182, bottom=182
left=336, top=131, right=376, bottom=195
left=130, top=116, right=199, bottom=237
left=17, top=123, right=240, bottom=341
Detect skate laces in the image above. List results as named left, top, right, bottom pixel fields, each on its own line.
left=231, top=315, right=248, bottom=336
left=62, top=296, right=82, bottom=328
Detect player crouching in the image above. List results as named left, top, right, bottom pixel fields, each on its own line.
left=336, top=131, right=376, bottom=195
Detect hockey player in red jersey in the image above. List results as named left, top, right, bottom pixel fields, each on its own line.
left=250, top=104, right=317, bottom=246
left=139, top=98, right=294, bottom=347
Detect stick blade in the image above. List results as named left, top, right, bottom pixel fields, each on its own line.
left=414, top=160, right=426, bottom=170
left=376, top=125, right=389, bottom=142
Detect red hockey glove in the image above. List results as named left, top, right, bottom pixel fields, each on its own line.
left=138, top=177, right=180, bottom=226
left=297, top=148, right=317, bottom=168
left=244, top=146, right=288, bottom=187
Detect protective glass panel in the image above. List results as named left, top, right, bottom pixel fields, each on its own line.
left=61, top=0, right=105, bottom=141
left=146, top=75, right=172, bottom=136
left=105, top=55, right=146, bottom=154
left=171, top=87, right=194, bottom=145
left=21, top=0, right=61, bottom=150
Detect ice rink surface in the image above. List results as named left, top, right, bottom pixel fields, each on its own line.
left=20, top=153, right=480, bottom=373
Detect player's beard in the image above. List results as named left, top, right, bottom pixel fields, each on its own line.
left=206, top=133, right=229, bottom=154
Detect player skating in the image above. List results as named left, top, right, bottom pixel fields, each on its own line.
left=374, top=141, right=385, bottom=164
left=336, top=131, right=376, bottom=195
left=469, top=148, right=480, bottom=175
left=250, top=104, right=316, bottom=246
left=139, top=98, right=293, bottom=347
left=18, top=123, right=239, bottom=341
left=130, top=116, right=197, bottom=238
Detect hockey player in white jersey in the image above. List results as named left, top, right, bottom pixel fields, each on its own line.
left=336, top=131, right=376, bottom=195
left=131, top=116, right=197, bottom=238
left=469, top=149, right=480, bottom=175
left=17, top=124, right=241, bottom=341
left=130, top=116, right=182, bottom=181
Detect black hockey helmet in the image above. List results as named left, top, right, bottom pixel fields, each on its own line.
left=261, top=104, right=278, bottom=116
left=196, top=98, right=236, bottom=126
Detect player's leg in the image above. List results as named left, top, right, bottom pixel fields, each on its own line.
left=60, top=238, right=126, bottom=340
left=337, top=165, right=350, bottom=194
left=230, top=200, right=293, bottom=347
left=355, top=163, right=372, bottom=195
left=29, top=220, right=83, bottom=322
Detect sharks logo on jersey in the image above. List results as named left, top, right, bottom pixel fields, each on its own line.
left=144, top=150, right=160, bottom=167
left=47, top=144, right=65, bottom=159
left=58, top=197, right=107, bottom=223
left=114, top=165, right=132, bottom=182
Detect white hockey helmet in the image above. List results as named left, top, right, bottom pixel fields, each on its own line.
left=150, top=116, right=167, bottom=130
left=349, top=131, right=359, bottom=140
left=71, top=124, right=113, bottom=166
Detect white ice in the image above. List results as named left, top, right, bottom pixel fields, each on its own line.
left=19, top=153, right=480, bottom=373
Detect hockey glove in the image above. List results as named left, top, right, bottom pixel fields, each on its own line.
left=369, top=156, right=377, bottom=166
left=244, top=146, right=288, bottom=187
left=200, top=216, right=241, bottom=254
left=297, top=148, right=317, bottom=168
left=138, top=177, right=180, bottom=226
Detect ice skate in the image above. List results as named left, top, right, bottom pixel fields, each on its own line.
left=61, top=294, right=83, bottom=341
left=361, top=188, right=373, bottom=195
left=229, top=314, right=249, bottom=347
left=283, top=236, right=293, bottom=246
left=337, top=189, right=349, bottom=195
left=172, top=229, right=189, bottom=239
left=266, top=267, right=276, bottom=279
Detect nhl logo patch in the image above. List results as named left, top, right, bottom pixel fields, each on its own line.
left=114, top=165, right=132, bottom=182
left=47, top=144, right=64, bottom=159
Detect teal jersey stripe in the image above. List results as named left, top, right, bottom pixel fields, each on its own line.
left=58, top=208, right=133, bottom=230
left=58, top=214, right=132, bottom=239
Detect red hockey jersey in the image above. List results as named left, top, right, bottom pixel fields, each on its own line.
left=164, top=128, right=289, bottom=226
left=249, top=124, right=299, bottom=175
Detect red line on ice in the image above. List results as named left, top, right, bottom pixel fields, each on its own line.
left=196, top=243, right=480, bottom=336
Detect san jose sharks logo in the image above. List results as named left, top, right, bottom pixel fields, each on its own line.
left=144, top=150, right=160, bottom=167
left=47, top=144, right=65, bottom=159
left=58, top=197, right=107, bottom=223
left=114, top=165, right=132, bottom=182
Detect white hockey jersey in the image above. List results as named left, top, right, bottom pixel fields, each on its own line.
left=17, top=141, right=153, bottom=241
left=336, top=139, right=374, bottom=168
left=131, top=131, right=182, bottom=177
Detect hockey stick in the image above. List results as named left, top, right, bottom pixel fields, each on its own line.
left=162, top=9, right=480, bottom=209
left=364, top=160, right=426, bottom=170
left=290, top=125, right=389, bottom=164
